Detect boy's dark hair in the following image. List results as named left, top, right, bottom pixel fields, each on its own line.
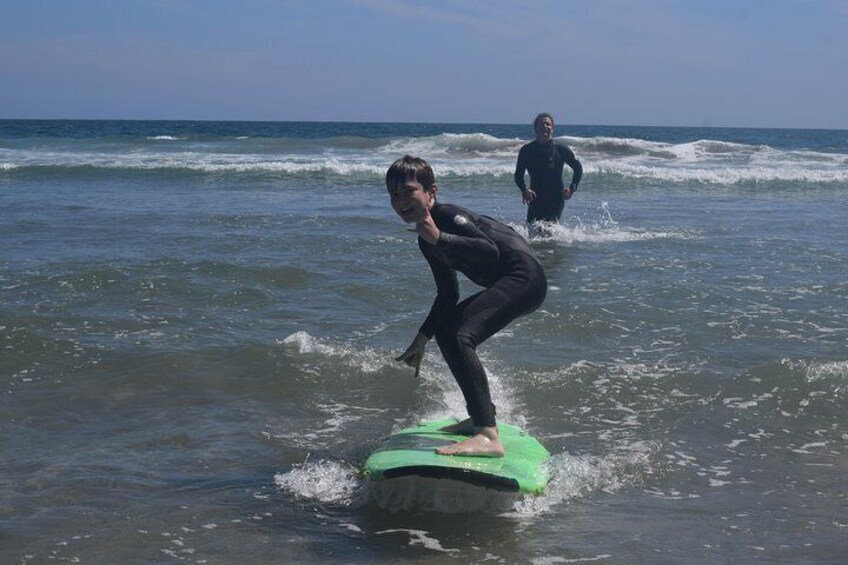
left=534, top=112, right=555, bottom=128
left=386, top=155, right=435, bottom=190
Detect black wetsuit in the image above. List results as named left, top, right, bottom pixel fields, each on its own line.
left=514, top=139, right=583, bottom=223
left=418, top=202, right=547, bottom=427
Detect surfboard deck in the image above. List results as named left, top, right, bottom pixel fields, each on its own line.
left=364, top=418, right=551, bottom=495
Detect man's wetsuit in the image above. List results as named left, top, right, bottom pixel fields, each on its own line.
left=418, top=202, right=547, bottom=428
left=514, top=139, right=583, bottom=223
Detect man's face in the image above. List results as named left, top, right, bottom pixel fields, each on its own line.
left=534, top=117, right=554, bottom=142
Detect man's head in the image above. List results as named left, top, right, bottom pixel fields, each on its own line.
left=533, top=113, right=555, bottom=143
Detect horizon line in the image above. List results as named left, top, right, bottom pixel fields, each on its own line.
left=1, top=117, right=846, bottom=132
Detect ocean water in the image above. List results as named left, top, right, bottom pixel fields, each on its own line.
left=1, top=119, right=847, bottom=563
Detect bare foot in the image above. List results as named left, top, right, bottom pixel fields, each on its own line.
left=436, top=427, right=504, bottom=458
left=439, top=418, right=476, bottom=436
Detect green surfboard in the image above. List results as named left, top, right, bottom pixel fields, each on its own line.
left=364, top=418, right=551, bottom=495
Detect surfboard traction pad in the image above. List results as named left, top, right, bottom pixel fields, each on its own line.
left=364, top=418, right=551, bottom=495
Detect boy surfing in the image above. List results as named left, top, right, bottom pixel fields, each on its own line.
left=387, top=155, right=547, bottom=457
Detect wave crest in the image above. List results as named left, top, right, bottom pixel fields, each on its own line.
left=3, top=131, right=846, bottom=186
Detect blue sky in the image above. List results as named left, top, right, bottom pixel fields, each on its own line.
left=1, top=0, right=846, bottom=128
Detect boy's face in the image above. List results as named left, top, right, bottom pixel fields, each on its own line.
left=388, top=178, right=436, bottom=223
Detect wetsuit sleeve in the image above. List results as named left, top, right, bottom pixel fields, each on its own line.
left=562, top=145, right=583, bottom=189
left=418, top=240, right=459, bottom=339
left=436, top=219, right=499, bottom=264
left=514, top=145, right=528, bottom=191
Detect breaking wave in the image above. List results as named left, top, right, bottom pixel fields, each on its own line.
left=2, top=131, right=846, bottom=186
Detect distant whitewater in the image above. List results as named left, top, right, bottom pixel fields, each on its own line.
left=2, top=120, right=846, bottom=187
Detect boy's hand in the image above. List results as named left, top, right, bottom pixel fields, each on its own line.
left=395, top=332, right=429, bottom=378
left=415, top=208, right=440, bottom=244
left=522, top=188, right=536, bottom=204
left=562, top=187, right=574, bottom=200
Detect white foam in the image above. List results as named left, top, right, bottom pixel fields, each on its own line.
left=274, top=459, right=362, bottom=505
left=4, top=136, right=847, bottom=185
left=380, top=132, right=523, bottom=158
left=791, top=441, right=828, bottom=454
left=520, top=220, right=687, bottom=245
left=278, top=331, right=393, bottom=373
left=781, top=358, right=848, bottom=391
left=507, top=446, right=655, bottom=516
left=592, top=160, right=848, bottom=184
left=514, top=202, right=693, bottom=245
left=805, top=360, right=848, bottom=381
left=376, top=528, right=460, bottom=552
left=284, top=401, right=389, bottom=445
left=531, top=556, right=613, bottom=564
left=573, top=135, right=848, bottom=184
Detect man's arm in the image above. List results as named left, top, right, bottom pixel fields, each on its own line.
left=562, top=144, right=583, bottom=190
left=515, top=145, right=536, bottom=203
left=514, top=145, right=528, bottom=191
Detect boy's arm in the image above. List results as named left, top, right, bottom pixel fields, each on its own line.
left=417, top=242, right=459, bottom=339
left=436, top=217, right=499, bottom=264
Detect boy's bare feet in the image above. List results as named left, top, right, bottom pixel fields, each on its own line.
left=436, top=426, right=504, bottom=458
left=439, top=418, right=476, bottom=435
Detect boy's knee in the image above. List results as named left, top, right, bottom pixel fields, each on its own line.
left=434, top=329, right=476, bottom=351
left=456, top=331, right=478, bottom=350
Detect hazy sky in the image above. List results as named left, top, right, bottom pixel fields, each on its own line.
left=2, top=0, right=846, bottom=128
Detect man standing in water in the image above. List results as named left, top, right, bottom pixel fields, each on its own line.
left=514, top=112, right=583, bottom=225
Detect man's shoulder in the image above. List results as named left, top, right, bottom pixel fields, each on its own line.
left=519, top=140, right=538, bottom=152
left=555, top=139, right=576, bottom=154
